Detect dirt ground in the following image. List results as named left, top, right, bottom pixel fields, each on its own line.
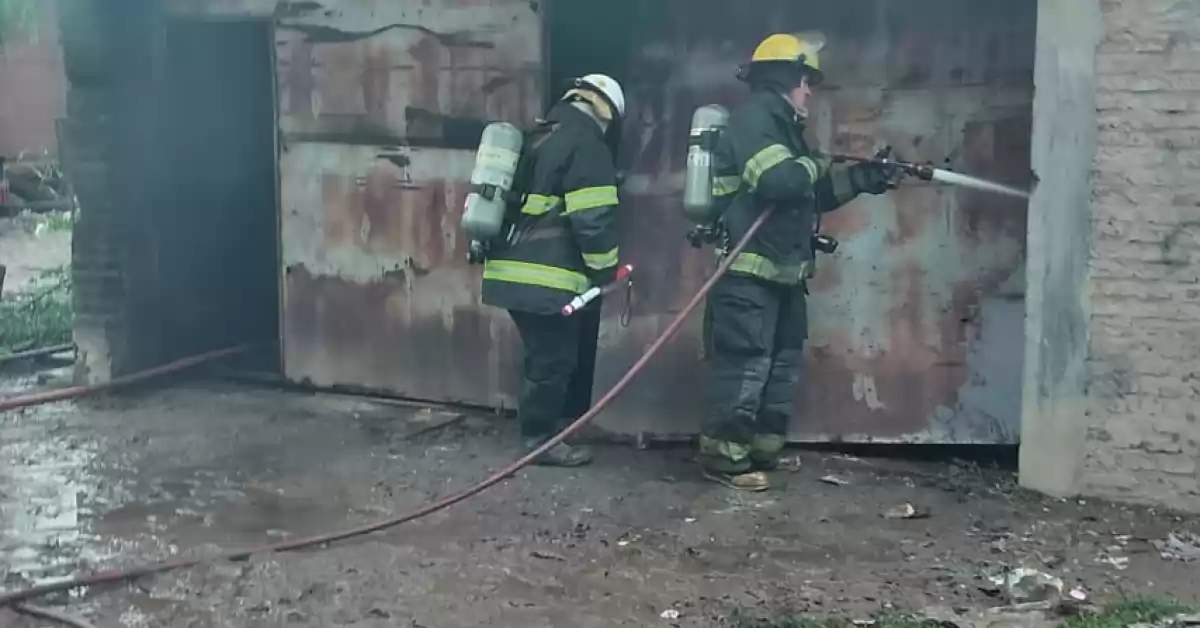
left=0, top=377, right=1198, bottom=628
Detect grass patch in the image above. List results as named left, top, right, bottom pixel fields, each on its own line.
left=727, top=597, right=1196, bottom=628
left=40, top=210, right=75, bottom=234
left=727, top=609, right=945, bottom=628
left=0, top=265, right=72, bottom=353
left=1064, top=597, right=1194, bottom=628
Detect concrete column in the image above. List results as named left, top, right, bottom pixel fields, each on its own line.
left=1018, top=0, right=1103, bottom=496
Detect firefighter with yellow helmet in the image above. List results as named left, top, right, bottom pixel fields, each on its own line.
left=699, top=33, right=892, bottom=491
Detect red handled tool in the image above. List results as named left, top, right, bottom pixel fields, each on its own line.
left=562, top=263, right=634, bottom=316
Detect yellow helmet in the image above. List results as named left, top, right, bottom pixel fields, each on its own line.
left=741, top=31, right=827, bottom=86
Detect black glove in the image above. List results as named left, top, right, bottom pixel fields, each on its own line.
left=849, top=162, right=893, bottom=195
left=587, top=265, right=619, bottom=287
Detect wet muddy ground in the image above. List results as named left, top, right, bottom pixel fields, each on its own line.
left=1, top=379, right=1198, bottom=627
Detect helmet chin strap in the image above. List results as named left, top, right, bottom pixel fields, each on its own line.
left=780, top=92, right=808, bottom=123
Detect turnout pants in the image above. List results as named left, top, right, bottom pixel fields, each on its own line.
left=701, top=273, right=807, bottom=473
left=509, top=304, right=601, bottom=441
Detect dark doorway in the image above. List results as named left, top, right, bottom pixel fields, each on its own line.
left=154, top=19, right=280, bottom=372
left=545, top=0, right=638, bottom=111
left=543, top=0, right=642, bottom=418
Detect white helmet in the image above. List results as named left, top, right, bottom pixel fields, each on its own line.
left=563, top=73, right=626, bottom=122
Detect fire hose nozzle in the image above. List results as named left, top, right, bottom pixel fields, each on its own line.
left=562, top=263, right=635, bottom=316
left=831, top=149, right=937, bottom=183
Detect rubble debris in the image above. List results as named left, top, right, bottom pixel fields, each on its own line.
left=987, top=567, right=1064, bottom=604
left=402, top=408, right=467, bottom=439
left=1128, top=613, right=1200, bottom=628
left=819, top=475, right=850, bottom=486
left=915, top=606, right=1060, bottom=628
left=1153, top=531, right=1200, bottom=563
left=883, top=503, right=930, bottom=520
left=778, top=455, right=803, bottom=472
left=1097, top=538, right=1131, bottom=571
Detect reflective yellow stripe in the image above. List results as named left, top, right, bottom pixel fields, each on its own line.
left=520, top=194, right=562, bottom=216
left=712, top=175, right=741, bottom=197
left=742, top=144, right=792, bottom=190
left=483, top=259, right=590, bottom=293
left=828, top=165, right=856, bottom=205
left=564, top=185, right=619, bottom=214
left=795, top=155, right=820, bottom=182
left=582, top=246, right=619, bottom=270
left=724, top=251, right=811, bottom=283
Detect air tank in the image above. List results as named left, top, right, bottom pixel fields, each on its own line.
left=681, top=104, right=731, bottom=225
left=461, top=122, right=525, bottom=241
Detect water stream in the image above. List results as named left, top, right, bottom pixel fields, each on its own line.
left=929, top=168, right=1030, bottom=200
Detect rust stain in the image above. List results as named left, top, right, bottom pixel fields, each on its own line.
left=886, top=186, right=936, bottom=246
left=285, top=22, right=494, bottom=48
left=361, top=44, right=392, bottom=127
left=406, top=34, right=443, bottom=115
left=284, top=36, right=315, bottom=122
left=274, top=1, right=324, bottom=19
left=321, top=172, right=353, bottom=247
left=284, top=266, right=514, bottom=405
left=277, top=1, right=541, bottom=409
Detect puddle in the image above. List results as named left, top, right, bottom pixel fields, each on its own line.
left=0, top=404, right=118, bottom=587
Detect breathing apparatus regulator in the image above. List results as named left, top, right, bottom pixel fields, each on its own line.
left=460, top=74, right=627, bottom=265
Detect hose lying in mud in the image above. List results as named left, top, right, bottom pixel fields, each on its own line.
left=0, top=346, right=248, bottom=413
left=0, top=343, right=74, bottom=366
left=14, top=603, right=101, bottom=628
left=0, top=209, right=772, bottom=613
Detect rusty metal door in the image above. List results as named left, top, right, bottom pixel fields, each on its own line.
left=275, top=1, right=543, bottom=406
left=592, top=0, right=1035, bottom=444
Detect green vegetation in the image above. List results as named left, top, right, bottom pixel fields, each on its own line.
left=727, top=609, right=946, bottom=628
left=41, top=210, right=76, bottom=233
left=1064, top=597, right=1194, bottom=628
left=0, top=0, right=37, bottom=45
left=0, top=265, right=72, bottom=353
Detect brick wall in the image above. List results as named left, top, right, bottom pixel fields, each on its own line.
left=0, top=0, right=66, bottom=157
left=60, top=0, right=166, bottom=382
left=1081, top=0, right=1200, bottom=509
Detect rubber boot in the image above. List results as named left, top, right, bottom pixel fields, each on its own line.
left=698, top=436, right=769, bottom=492
left=524, top=438, right=594, bottom=467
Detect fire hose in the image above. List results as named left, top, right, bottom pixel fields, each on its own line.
left=0, top=346, right=249, bottom=413
left=0, top=207, right=774, bottom=616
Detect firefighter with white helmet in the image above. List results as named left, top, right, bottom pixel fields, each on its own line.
left=699, top=33, right=893, bottom=491
left=478, top=73, right=627, bottom=467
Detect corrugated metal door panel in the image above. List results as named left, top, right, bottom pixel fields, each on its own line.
left=591, top=0, right=1035, bottom=444
left=276, top=0, right=541, bottom=407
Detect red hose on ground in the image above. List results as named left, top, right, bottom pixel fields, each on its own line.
left=0, top=209, right=771, bottom=609
left=0, top=346, right=248, bottom=413
left=14, top=603, right=102, bottom=628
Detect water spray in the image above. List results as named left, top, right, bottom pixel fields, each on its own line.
left=832, top=146, right=1030, bottom=200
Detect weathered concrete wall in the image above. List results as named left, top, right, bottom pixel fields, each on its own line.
left=1022, top=0, right=1200, bottom=512
left=1078, top=0, right=1200, bottom=510
left=1018, top=0, right=1102, bottom=498
left=0, top=1, right=66, bottom=157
